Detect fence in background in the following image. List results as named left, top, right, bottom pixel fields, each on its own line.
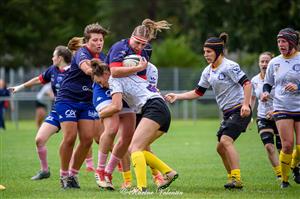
left=0, top=66, right=258, bottom=128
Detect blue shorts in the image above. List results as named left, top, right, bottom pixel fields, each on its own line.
left=55, top=101, right=97, bottom=122
left=44, top=110, right=61, bottom=129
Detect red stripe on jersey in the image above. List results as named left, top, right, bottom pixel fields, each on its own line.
left=38, top=74, right=47, bottom=84
left=138, top=74, right=147, bottom=80
left=109, top=62, right=123, bottom=67
left=194, top=89, right=204, bottom=96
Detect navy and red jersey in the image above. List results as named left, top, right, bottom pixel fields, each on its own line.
left=39, top=65, right=69, bottom=98
left=56, top=47, right=106, bottom=103
left=105, top=38, right=152, bottom=79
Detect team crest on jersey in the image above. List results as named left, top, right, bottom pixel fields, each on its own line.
left=218, top=72, right=226, bottom=80
left=274, top=64, right=280, bottom=72
left=292, top=64, right=300, bottom=72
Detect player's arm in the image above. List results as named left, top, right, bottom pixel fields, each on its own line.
left=8, top=76, right=41, bottom=93
left=80, top=61, right=92, bottom=76
left=165, top=86, right=206, bottom=103
left=239, top=76, right=252, bottom=117
left=110, top=57, right=148, bottom=78
left=99, top=92, right=123, bottom=118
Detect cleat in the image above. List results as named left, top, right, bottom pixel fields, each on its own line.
left=120, top=181, right=132, bottom=190
left=0, top=184, right=5, bottom=191
left=60, top=176, right=71, bottom=189
left=104, top=173, right=115, bottom=191
left=86, top=167, right=95, bottom=172
left=157, top=170, right=178, bottom=190
left=31, top=169, right=50, bottom=180
left=280, top=181, right=290, bottom=188
left=95, top=170, right=107, bottom=189
left=292, top=167, right=300, bottom=184
left=224, top=179, right=243, bottom=189
left=276, top=175, right=282, bottom=181
left=153, top=173, right=164, bottom=187
left=69, top=176, right=80, bottom=188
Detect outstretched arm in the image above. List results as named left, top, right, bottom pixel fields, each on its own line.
left=8, top=76, right=41, bottom=93
left=165, top=90, right=201, bottom=103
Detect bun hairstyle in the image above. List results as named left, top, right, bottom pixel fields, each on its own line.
left=204, top=32, right=228, bottom=61
left=67, top=37, right=84, bottom=54
left=90, top=59, right=110, bottom=77
left=132, top=19, right=171, bottom=41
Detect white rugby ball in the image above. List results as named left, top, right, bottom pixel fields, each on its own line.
left=122, top=54, right=141, bottom=67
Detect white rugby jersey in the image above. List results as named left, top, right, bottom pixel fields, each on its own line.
left=146, top=62, right=158, bottom=86
left=251, top=74, right=274, bottom=118
left=198, top=58, right=245, bottom=111
left=109, top=75, right=163, bottom=113
left=265, top=53, right=300, bottom=112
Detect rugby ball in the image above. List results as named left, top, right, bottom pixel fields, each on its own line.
left=122, top=54, right=141, bottom=67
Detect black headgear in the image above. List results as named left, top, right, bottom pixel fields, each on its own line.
left=204, top=37, right=224, bottom=62
left=277, top=28, right=298, bottom=53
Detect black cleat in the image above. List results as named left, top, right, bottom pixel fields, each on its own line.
left=31, top=169, right=50, bottom=180
left=69, top=176, right=80, bottom=188
left=60, top=176, right=71, bottom=189
left=224, top=179, right=243, bottom=189
left=280, top=181, right=290, bottom=188
left=292, top=166, right=300, bottom=184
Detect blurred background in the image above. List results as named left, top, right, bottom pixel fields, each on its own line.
left=0, top=0, right=299, bottom=122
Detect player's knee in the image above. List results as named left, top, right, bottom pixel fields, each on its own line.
left=281, top=142, right=294, bottom=154
left=35, top=137, right=45, bottom=147
left=265, top=143, right=275, bottom=154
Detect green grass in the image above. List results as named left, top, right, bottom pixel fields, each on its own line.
left=0, top=120, right=300, bottom=198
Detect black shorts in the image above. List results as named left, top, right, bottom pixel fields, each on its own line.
left=256, top=118, right=279, bottom=135
left=136, top=113, right=142, bottom=127
left=217, top=108, right=252, bottom=142
left=35, top=101, right=47, bottom=108
left=140, top=98, right=171, bottom=133
left=273, top=111, right=300, bottom=121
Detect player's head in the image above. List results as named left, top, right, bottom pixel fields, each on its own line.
left=52, top=45, right=72, bottom=67
left=258, top=51, right=273, bottom=73
left=67, top=37, right=84, bottom=54
left=91, top=59, right=110, bottom=88
left=84, top=23, right=109, bottom=54
left=277, top=28, right=299, bottom=56
left=203, top=32, right=228, bottom=64
left=130, top=19, right=171, bottom=52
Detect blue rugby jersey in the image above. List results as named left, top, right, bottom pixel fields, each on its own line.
left=105, top=38, right=152, bottom=79
left=39, top=65, right=69, bottom=98
left=56, top=47, right=106, bottom=103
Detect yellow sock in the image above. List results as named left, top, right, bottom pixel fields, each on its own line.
left=227, top=173, right=232, bottom=182
left=291, top=146, right=300, bottom=169
left=143, top=151, right=172, bottom=174
left=273, top=165, right=282, bottom=177
left=231, top=169, right=241, bottom=181
left=122, top=171, right=132, bottom=183
left=131, top=151, right=147, bottom=190
left=279, top=151, right=292, bottom=182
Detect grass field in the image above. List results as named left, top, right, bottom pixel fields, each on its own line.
left=0, top=119, right=300, bottom=198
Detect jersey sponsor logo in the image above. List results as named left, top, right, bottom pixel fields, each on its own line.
left=218, top=72, right=226, bottom=80
left=146, top=84, right=158, bottom=93
left=65, top=110, right=76, bottom=118
left=292, top=64, right=300, bottom=72
left=82, top=86, right=92, bottom=92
